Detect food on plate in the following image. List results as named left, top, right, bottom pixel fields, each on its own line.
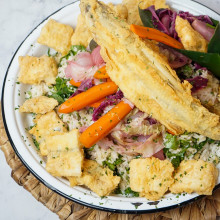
left=170, top=160, right=218, bottom=195
left=175, top=16, right=208, bottom=52
left=43, top=129, right=84, bottom=177
left=38, top=19, right=74, bottom=55
left=19, top=96, right=58, bottom=114
left=29, top=111, right=66, bottom=143
left=123, top=0, right=169, bottom=25
left=80, top=0, right=220, bottom=140
left=18, top=55, right=58, bottom=85
left=130, top=157, right=174, bottom=200
left=18, top=0, right=220, bottom=201
left=71, top=14, right=93, bottom=47
left=68, top=159, right=120, bottom=196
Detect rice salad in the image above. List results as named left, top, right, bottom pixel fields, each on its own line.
left=17, top=0, right=220, bottom=201
left=24, top=43, right=220, bottom=196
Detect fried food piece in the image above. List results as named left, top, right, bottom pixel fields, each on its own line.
left=19, top=96, right=58, bottom=114
left=169, top=160, right=218, bottom=195
left=71, top=4, right=127, bottom=47
left=44, top=129, right=84, bottom=177
left=18, top=55, right=58, bottom=85
left=38, top=19, right=74, bottom=55
left=123, top=0, right=169, bottom=25
left=175, top=16, right=208, bottom=52
left=80, top=0, right=220, bottom=140
left=68, top=160, right=120, bottom=197
left=71, top=14, right=93, bottom=47
left=130, top=158, right=174, bottom=200
left=29, top=111, right=66, bottom=142
left=108, top=3, right=128, bottom=20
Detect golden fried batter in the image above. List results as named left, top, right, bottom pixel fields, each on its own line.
left=80, top=0, right=220, bottom=140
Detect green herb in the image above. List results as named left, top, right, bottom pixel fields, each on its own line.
left=89, top=39, right=98, bottom=51
left=124, top=187, right=139, bottom=197
left=176, top=65, right=194, bottom=79
left=59, top=45, right=86, bottom=65
left=49, top=77, right=75, bottom=104
left=138, top=6, right=154, bottom=28
left=47, top=48, right=51, bottom=57
left=33, top=138, right=40, bottom=151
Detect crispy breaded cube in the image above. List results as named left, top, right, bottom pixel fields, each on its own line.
left=71, top=14, right=93, bottom=47
left=169, top=160, right=218, bottom=195
left=18, top=55, right=58, bottom=85
left=130, top=157, right=174, bottom=201
left=19, top=96, right=58, bottom=114
left=29, top=111, right=66, bottom=142
left=45, top=129, right=84, bottom=177
left=38, top=19, right=74, bottom=55
left=123, top=0, right=169, bottom=25
left=68, top=160, right=120, bottom=197
left=175, top=16, right=208, bottom=52
left=107, top=3, right=128, bottom=20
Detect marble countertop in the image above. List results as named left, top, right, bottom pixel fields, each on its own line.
left=0, top=0, right=219, bottom=219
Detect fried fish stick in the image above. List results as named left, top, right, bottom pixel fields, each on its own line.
left=80, top=0, right=220, bottom=140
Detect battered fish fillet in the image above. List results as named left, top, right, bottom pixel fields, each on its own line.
left=80, top=0, right=220, bottom=140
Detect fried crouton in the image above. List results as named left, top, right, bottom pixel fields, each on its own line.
left=68, top=160, right=120, bottom=197
left=169, top=160, right=218, bottom=195
left=38, top=19, right=74, bottom=55
left=123, top=0, right=169, bottom=25
left=71, top=14, right=93, bottom=47
left=19, top=96, right=58, bottom=114
left=18, top=55, right=58, bottom=85
left=45, top=129, right=84, bottom=177
left=175, top=16, right=208, bottom=52
left=130, top=157, right=174, bottom=200
left=107, top=3, right=128, bottom=20
left=29, top=111, right=66, bottom=142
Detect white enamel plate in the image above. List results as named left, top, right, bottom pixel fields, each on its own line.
left=2, top=0, right=220, bottom=213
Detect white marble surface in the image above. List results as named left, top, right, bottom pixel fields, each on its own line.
left=0, top=0, right=219, bottom=219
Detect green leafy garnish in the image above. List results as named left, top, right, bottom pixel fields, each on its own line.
left=124, top=187, right=139, bottom=197
left=175, top=49, right=220, bottom=79
left=138, top=6, right=154, bottom=28
left=89, top=39, right=98, bottom=51
left=59, top=45, right=86, bottom=66
left=33, top=138, right=40, bottom=151
left=102, top=154, right=124, bottom=174
left=208, top=22, right=220, bottom=54
left=49, top=77, right=75, bottom=104
left=163, top=133, right=217, bottom=168
left=176, top=64, right=194, bottom=79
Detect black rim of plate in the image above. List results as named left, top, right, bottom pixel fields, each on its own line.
left=1, top=0, right=220, bottom=215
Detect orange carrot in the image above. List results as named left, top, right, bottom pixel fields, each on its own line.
left=69, top=79, right=81, bottom=87
left=80, top=101, right=132, bottom=148
left=89, top=98, right=106, bottom=108
left=107, top=78, right=112, bottom=82
left=94, top=66, right=109, bottom=79
left=167, top=129, right=176, bottom=135
left=58, top=82, right=118, bottom=113
left=130, top=24, right=184, bottom=49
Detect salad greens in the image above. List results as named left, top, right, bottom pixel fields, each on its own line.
left=49, top=77, right=76, bottom=104
left=163, top=133, right=218, bottom=168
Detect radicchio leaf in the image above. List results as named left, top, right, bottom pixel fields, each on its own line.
left=92, top=90, right=124, bottom=121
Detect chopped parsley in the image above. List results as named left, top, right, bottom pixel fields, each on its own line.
left=33, top=138, right=40, bottom=151
left=49, top=77, right=75, bottom=104
left=59, top=45, right=86, bottom=66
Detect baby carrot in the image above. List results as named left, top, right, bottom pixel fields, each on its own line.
left=79, top=101, right=132, bottom=148
left=94, top=66, right=109, bottom=79
left=89, top=98, right=106, bottom=108
left=69, top=79, right=81, bottom=87
left=58, top=82, right=118, bottom=113
left=130, top=24, right=184, bottom=49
